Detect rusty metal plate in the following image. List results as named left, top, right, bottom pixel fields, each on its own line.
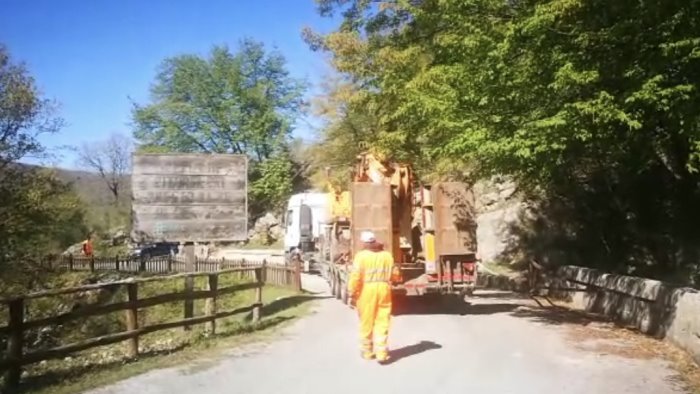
left=132, top=153, right=248, bottom=243
left=351, top=182, right=393, bottom=256
left=432, top=182, right=477, bottom=256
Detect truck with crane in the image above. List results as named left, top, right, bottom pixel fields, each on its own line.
left=285, top=151, right=479, bottom=305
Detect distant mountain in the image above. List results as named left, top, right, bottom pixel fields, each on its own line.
left=14, top=162, right=131, bottom=205
left=57, top=168, right=132, bottom=206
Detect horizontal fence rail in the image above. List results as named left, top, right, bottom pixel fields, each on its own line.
left=0, top=256, right=303, bottom=389
left=41, top=254, right=289, bottom=274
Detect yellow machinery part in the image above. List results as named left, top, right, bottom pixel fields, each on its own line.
left=328, top=190, right=351, bottom=220
left=424, top=233, right=435, bottom=262
left=423, top=233, right=436, bottom=273
left=326, top=151, right=417, bottom=266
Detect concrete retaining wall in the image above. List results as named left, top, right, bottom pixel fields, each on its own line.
left=554, top=266, right=700, bottom=363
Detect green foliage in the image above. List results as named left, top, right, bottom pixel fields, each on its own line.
left=305, top=75, right=377, bottom=190
left=310, top=0, right=700, bottom=283
left=0, top=45, right=64, bottom=166
left=132, top=38, right=307, bottom=216
left=249, top=148, right=295, bottom=213
left=0, top=45, right=87, bottom=267
left=0, top=168, right=88, bottom=265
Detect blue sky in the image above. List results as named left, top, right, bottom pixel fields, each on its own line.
left=1, top=0, right=339, bottom=169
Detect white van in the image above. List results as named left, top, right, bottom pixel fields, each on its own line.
left=283, top=192, right=329, bottom=255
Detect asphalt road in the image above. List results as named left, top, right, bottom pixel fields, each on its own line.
left=89, top=275, right=687, bottom=394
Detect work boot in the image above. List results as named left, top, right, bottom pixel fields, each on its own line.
left=376, top=351, right=390, bottom=364
left=361, top=351, right=375, bottom=360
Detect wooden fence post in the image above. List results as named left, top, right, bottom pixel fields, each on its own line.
left=294, top=255, right=302, bottom=292
left=115, top=254, right=120, bottom=271
left=183, top=244, right=195, bottom=330
left=68, top=254, right=74, bottom=271
left=286, top=258, right=291, bottom=286
left=262, top=259, right=268, bottom=284
left=253, top=267, right=263, bottom=323
left=167, top=255, right=173, bottom=272
left=89, top=255, right=95, bottom=272
left=125, top=283, right=139, bottom=358
left=4, top=298, right=25, bottom=388
left=206, top=273, right=218, bottom=334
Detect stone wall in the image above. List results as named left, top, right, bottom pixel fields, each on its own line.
left=470, top=177, right=700, bottom=363
left=473, top=177, right=527, bottom=263
left=553, top=266, right=700, bottom=363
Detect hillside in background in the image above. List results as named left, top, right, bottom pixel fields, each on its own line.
left=43, top=165, right=132, bottom=252
left=52, top=166, right=131, bottom=207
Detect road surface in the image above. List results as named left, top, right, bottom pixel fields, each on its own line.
left=89, top=275, right=687, bottom=394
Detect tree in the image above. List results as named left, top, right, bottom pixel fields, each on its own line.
left=308, top=0, right=700, bottom=283
left=0, top=44, right=63, bottom=171
left=76, top=132, right=132, bottom=203
left=0, top=169, right=87, bottom=261
left=0, top=45, right=86, bottom=265
left=132, top=38, right=307, bottom=216
left=306, top=72, right=379, bottom=189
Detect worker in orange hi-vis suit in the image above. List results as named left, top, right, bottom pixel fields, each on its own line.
left=81, top=232, right=94, bottom=257
left=348, top=231, right=402, bottom=363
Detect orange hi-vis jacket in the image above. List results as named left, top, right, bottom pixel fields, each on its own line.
left=82, top=239, right=93, bottom=257
left=348, top=248, right=401, bottom=359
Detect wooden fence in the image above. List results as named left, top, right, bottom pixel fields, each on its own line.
left=0, top=261, right=302, bottom=389
left=43, top=254, right=281, bottom=274
left=34, top=254, right=302, bottom=289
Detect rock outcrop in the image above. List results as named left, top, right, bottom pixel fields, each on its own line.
left=473, top=177, right=528, bottom=264
left=248, top=213, right=284, bottom=245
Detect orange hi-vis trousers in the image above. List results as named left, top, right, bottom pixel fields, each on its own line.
left=348, top=249, right=401, bottom=360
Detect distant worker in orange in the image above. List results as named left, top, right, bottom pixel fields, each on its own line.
left=348, top=231, right=401, bottom=363
left=81, top=232, right=94, bottom=257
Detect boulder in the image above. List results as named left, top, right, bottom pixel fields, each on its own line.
left=249, top=213, right=283, bottom=245
left=254, top=213, right=279, bottom=230
left=63, top=242, right=83, bottom=256
left=110, top=228, right=129, bottom=246
left=269, top=223, right=284, bottom=240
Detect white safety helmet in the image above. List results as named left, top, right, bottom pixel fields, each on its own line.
left=360, top=230, right=376, bottom=243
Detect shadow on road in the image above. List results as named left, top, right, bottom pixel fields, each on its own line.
left=259, top=295, right=330, bottom=317
left=391, top=294, right=520, bottom=316
left=510, top=301, right=612, bottom=327
left=463, top=303, right=521, bottom=315
left=474, top=291, right=532, bottom=300
left=384, top=341, right=442, bottom=365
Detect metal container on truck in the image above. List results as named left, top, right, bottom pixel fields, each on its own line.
left=316, top=152, right=478, bottom=304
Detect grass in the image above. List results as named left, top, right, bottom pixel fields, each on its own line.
left=480, top=260, right=518, bottom=277
left=94, top=243, right=129, bottom=258
left=237, top=240, right=284, bottom=250
left=1, top=271, right=316, bottom=394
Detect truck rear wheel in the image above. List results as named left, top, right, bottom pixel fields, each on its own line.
left=329, top=270, right=336, bottom=295
left=461, top=287, right=474, bottom=299
left=341, top=283, right=349, bottom=304
left=333, top=273, right=342, bottom=299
